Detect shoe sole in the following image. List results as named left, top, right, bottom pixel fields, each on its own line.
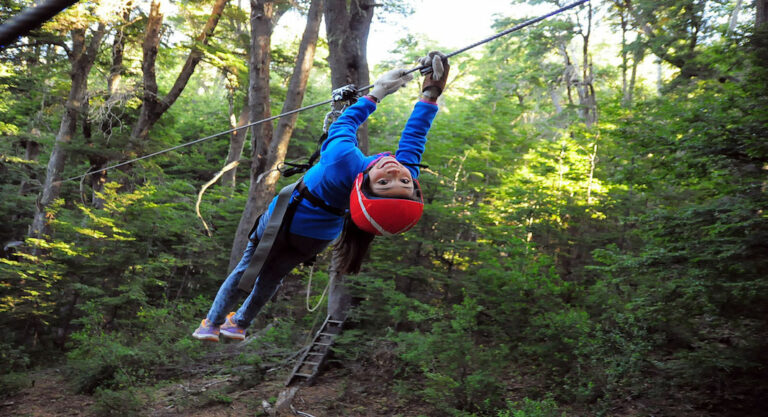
left=220, top=330, right=245, bottom=340
left=192, top=334, right=220, bottom=342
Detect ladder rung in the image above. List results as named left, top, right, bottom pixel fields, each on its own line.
left=313, top=342, right=332, bottom=346
left=318, top=332, right=337, bottom=337
left=306, top=352, right=324, bottom=356
left=303, top=361, right=320, bottom=366
left=327, top=319, right=343, bottom=324
left=294, top=373, right=313, bottom=378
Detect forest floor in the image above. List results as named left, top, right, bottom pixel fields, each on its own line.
left=1, top=349, right=429, bottom=417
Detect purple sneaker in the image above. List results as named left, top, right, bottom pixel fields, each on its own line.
left=192, top=318, right=219, bottom=342
left=220, top=312, right=246, bottom=341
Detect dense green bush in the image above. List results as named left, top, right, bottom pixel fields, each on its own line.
left=496, top=398, right=563, bottom=417
left=91, top=387, right=146, bottom=417
left=395, top=297, right=509, bottom=416
left=66, top=298, right=210, bottom=393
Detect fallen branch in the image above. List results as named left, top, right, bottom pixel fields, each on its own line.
left=196, top=160, right=239, bottom=236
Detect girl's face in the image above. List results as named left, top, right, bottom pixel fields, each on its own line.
left=368, top=156, right=414, bottom=198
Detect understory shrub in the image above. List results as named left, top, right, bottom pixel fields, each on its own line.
left=395, top=297, right=509, bottom=416
left=91, top=387, right=146, bottom=417
left=65, top=298, right=210, bottom=393
left=496, top=397, right=564, bottom=417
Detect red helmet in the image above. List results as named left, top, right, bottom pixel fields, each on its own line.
left=349, top=171, right=424, bottom=236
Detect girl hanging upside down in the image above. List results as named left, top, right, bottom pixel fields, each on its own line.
left=193, top=51, right=450, bottom=342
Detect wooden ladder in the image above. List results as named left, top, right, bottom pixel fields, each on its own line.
left=285, top=315, right=344, bottom=386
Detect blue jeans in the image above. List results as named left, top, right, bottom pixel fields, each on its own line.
left=206, top=210, right=332, bottom=328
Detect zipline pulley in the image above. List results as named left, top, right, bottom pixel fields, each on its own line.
left=324, top=84, right=359, bottom=132
left=330, top=84, right=359, bottom=105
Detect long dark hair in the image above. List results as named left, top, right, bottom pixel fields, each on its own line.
left=334, top=213, right=376, bottom=275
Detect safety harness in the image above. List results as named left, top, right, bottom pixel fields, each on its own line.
left=237, top=85, right=358, bottom=293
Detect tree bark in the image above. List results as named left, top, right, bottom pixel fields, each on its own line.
left=557, top=42, right=575, bottom=106
left=227, top=0, right=276, bottom=271
left=727, top=0, right=744, bottom=35
left=617, top=2, right=629, bottom=106
left=221, top=94, right=251, bottom=191
left=131, top=0, right=163, bottom=144
left=19, top=138, right=41, bottom=196
left=29, top=24, right=106, bottom=240
left=577, top=1, right=597, bottom=127
left=107, top=3, right=131, bottom=97
left=327, top=249, right=351, bottom=320
left=323, top=0, right=374, bottom=152
left=625, top=42, right=643, bottom=108
left=549, top=84, right=562, bottom=114
left=228, top=0, right=322, bottom=270
left=758, top=0, right=768, bottom=29
left=322, top=0, right=376, bottom=322
left=89, top=6, right=132, bottom=209
left=130, top=0, right=229, bottom=143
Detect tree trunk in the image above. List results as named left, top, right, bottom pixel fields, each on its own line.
left=727, top=0, right=744, bottom=35
left=130, top=0, right=229, bottom=144
left=221, top=94, right=251, bottom=191
left=758, top=0, right=768, bottom=29
left=574, top=1, right=596, bottom=127
left=107, top=3, right=130, bottom=97
left=220, top=0, right=252, bottom=192
left=549, top=84, right=562, bottom=114
left=625, top=43, right=643, bottom=108
left=323, top=0, right=374, bottom=152
left=29, top=24, right=106, bottom=240
left=618, top=3, right=630, bottom=107
left=586, top=141, right=598, bottom=205
left=323, top=0, right=376, bottom=321
left=656, top=58, right=663, bottom=93
left=228, top=0, right=322, bottom=270
left=131, top=0, right=163, bottom=145
left=228, top=0, right=276, bottom=271
left=631, top=1, right=716, bottom=80
left=19, top=138, right=41, bottom=196
left=327, top=249, right=351, bottom=321
left=88, top=4, right=132, bottom=209
left=557, top=42, right=575, bottom=106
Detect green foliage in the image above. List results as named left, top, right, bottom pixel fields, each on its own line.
left=65, top=298, right=209, bottom=393
left=394, top=297, right=509, bottom=416
left=0, top=372, right=31, bottom=398
left=586, top=74, right=768, bottom=411
left=91, top=387, right=146, bottom=417
left=1, top=2, right=767, bottom=416
left=496, top=398, right=563, bottom=417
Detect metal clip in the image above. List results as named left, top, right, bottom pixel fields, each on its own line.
left=331, top=84, right=359, bottom=103
left=322, top=109, right=343, bottom=133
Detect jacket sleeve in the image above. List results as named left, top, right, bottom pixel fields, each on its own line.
left=314, top=96, right=377, bottom=185
left=396, top=100, right=439, bottom=179
left=321, top=96, right=377, bottom=158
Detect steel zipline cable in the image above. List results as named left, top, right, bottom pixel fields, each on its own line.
left=58, top=0, right=589, bottom=184
left=59, top=100, right=335, bottom=183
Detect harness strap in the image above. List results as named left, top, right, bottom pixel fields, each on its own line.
left=297, top=181, right=346, bottom=216
left=238, top=181, right=300, bottom=293
left=237, top=179, right=345, bottom=293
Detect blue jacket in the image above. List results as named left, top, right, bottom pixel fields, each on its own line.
left=266, top=96, right=439, bottom=240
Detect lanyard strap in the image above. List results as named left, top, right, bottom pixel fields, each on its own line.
left=238, top=180, right=300, bottom=293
